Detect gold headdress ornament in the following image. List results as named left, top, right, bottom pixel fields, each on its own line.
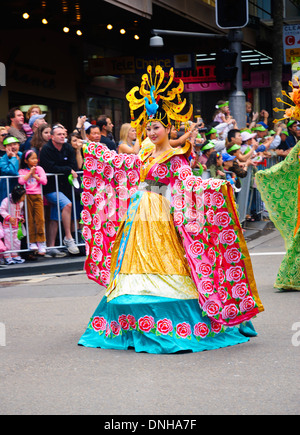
left=273, top=77, right=300, bottom=122
left=126, top=65, right=193, bottom=142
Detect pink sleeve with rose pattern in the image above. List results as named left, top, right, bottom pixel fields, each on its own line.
left=168, top=155, right=264, bottom=327
left=81, top=142, right=141, bottom=287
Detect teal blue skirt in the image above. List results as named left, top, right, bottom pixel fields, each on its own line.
left=78, top=295, right=255, bottom=354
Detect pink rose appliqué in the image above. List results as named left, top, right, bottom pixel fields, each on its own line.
left=176, top=322, right=192, bottom=339
left=202, top=299, right=221, bottom=317
left=232, top=283, right=248, bottom=300
left=138, top=316, right=155, bottom=333
left=221, top=304, right=239, bottom=321
left=225, top=266, right=243, bottom=283
left=92, top=316, right=107, bottom=332
left=187, top=240, right=204, bottom=259
left=119, top=315, right=130, bottom=331
left=110, top=321, right=121, bottom=336
left=127, top=315, right=137, bottom=329
left=194, top=322, right=210, bottom=338
left=219, top=229, right=237, bottom=246
left=157, top=319, right=173, bottom=335
left=239, top=296, right=256, bottom=313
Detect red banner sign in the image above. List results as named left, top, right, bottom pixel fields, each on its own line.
left=173, top=65, right=216, bottom=83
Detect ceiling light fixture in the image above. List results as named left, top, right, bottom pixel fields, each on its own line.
left=62, top=0, right=68, bottom=13
left=134, top=34, right=140, bottom=40
left=42, top=18, right=48, bottom=24
left=63, top=27, right=70, bottom=33
left=76, top=30, right=83, bottom=36
left=120, top=28, right=126, bottom=35
left=149, top=35, right=164, bottom=47
left=75, top=2, right=81, bottom=22
left=107, top=24, right=113, bottom=30
left=23, top=12, right=30, bottom=19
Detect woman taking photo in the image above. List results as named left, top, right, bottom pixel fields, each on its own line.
left=78, top=65, right=263, bottom=354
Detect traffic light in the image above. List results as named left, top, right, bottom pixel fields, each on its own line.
left=216, top=0, right=249, bottom=29
left=215, top=49, right=238, bottom=82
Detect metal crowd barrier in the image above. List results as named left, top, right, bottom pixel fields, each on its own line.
left=201, top=168, right=251, bottom=223
left=251, top=154, right=284, bottom=219
left=0, top=171, right=84, bottom=256
left=236, top=168, right=252, bottom=223
left=202, top=153, right=284, bottom=224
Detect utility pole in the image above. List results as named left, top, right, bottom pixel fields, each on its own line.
left=215, top=0, right=249, bottom=129
left=228, top=29, right=246, bottom=129
left=271, top=0, right=284, bottom=121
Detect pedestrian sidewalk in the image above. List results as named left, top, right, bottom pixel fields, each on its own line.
left=243, top=218, right=275, bottom=243
left=0, top=251, right=85, bottom=280
left=0, top=219, right=275, bottom=280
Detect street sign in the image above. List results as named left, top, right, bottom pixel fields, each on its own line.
left=283, top=24, right=300, bottom=64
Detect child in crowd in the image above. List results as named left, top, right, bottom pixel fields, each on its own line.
left=213, top=100, right=232, bottom=124
left=199, top=141, right=215, bottom=170
left=206, top=151, right=226, bottom=179
left=0, top=135, right=22, bottom=204
left=18, top=150, right=48, bottom=255
left=222, top=152, right=239, bottom=191
left=0, top=221, right=6, bottom=265
left=206, top=151, right=238, bottom=190
left=0, top=184, right=26, bottom=264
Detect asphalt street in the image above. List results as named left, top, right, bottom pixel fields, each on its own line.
left=0, top=228, right=299, bottom=415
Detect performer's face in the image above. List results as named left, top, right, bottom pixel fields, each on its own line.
left=146, top=121, right=169, bottom=146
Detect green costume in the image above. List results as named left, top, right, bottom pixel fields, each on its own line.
left=256, top=141, right=300, bottom=291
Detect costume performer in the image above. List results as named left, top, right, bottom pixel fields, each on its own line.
left=256, top=80, right=300, bottom=291
left=78, top=65, right=264, bottom=353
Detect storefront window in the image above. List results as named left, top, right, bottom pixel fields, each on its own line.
left=249, top=0, right=271, bottom=19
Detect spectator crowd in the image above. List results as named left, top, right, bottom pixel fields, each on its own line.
left=0, top=101, right=299, bottom=265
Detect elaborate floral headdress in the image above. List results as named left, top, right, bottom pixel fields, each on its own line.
left=273, top=77, right=300, bottom=122
left=126, top=65, right=193, bottom=141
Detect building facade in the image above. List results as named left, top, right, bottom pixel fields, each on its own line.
left=0, top=0, right=299, bottom=139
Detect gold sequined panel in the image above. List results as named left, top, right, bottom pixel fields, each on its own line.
left=110, top=191, right=191, bottom=276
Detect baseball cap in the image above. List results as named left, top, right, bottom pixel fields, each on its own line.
left=280, top=130, right=289, bottom=136
left=227, top=144, right=241, bottom=154
left=222, top=152, right=236, bottom=162
left=201, top=141, right=215, bottom=152
left=257, top=121, right=268, bottom=129
left=287, top=120, right=297, bottom=128
left=29, top=114, right=46, bottom=127
left=205, top=127, right=218, bottom=136
left=3, top=136, right=20, bottom=146
left=252, top=125, right=266, bottom=132
left=241, top=131, right=257, bottom=142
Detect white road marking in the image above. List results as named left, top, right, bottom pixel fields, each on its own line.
left=0, top=270, right=85, bottom=284
left=250, top=252, right=286, bottom=256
